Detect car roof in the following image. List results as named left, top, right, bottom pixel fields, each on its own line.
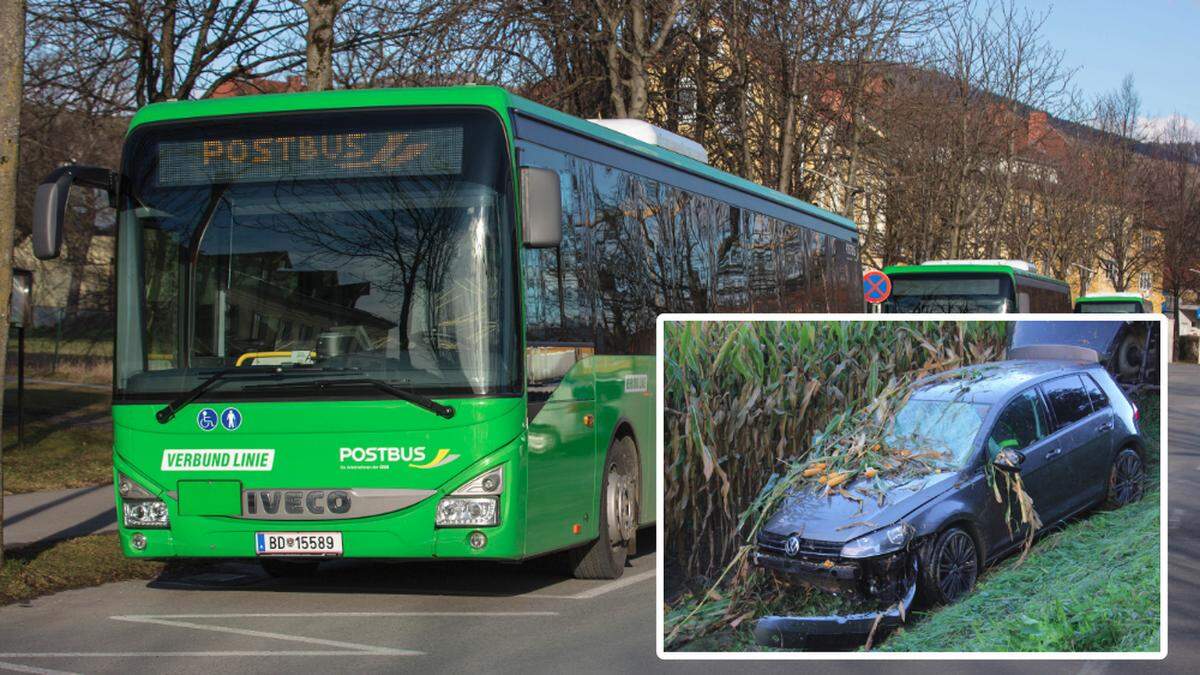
left=910, top=359, right=1102, bottom=405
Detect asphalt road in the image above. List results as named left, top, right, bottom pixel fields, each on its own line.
left=0, top=365, right=1195, bottom=674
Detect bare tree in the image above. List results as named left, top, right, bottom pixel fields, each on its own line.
left=1146, top=115, right=1200, bottom=358
left=0, top=0, right=26, bottom=565
left=27, top=0, right=304, bottom=111
left=1090, top=76, right=1156, bottom=292
left=594, top=0, right=686, bottom=119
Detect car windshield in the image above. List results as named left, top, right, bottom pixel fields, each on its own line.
left=113, top=108, right=518, bottom=401
left=885, top=398, right=991, bottom=468
left=1075, top=301, right=1143, bottom=313
left=882, top=273, right=1014, bottom=313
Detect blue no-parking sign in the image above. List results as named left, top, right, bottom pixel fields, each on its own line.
left=863, top=270, right=891, bottom=304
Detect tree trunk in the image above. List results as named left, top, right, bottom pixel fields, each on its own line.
left=0, top=0, right=26, bottom=564
left=303, top=0, right=343, bottom=92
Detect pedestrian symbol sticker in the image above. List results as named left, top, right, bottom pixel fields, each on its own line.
left=863, top=270, right=891, bottom=304
left=221, top=407, right=243, bottom=431
left=197, top=408, right=219, bottom=431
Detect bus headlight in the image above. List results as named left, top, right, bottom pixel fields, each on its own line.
left=123, top=499, right=170, bottom=528
left=436, top=465, right=503, bottom=527
left=435, top=497, right=498, bottom=527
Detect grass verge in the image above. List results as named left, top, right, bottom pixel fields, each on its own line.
left=0, top=534, right=164, bottom=605
left=2, top=383, right=113, bottom=494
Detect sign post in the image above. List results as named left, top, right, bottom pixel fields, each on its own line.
left=863, top=269, right=891, bottom=306
left=11, top=268, right=31, bottom=451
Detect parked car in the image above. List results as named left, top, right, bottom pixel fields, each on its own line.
left=752, top=349, right=1145, bottom=646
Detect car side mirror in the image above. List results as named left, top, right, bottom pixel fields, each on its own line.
left=32, top=165, right=118, bottom=260
left=519, top=167, right=562, bottom=248
left=992, top=448, right=1025, bottom=473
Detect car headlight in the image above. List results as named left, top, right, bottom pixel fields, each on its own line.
left=123, top=499, right=170, bottom=528
left=840, top=522, right=912, bottom=558
left=436, top=466, right=503, bottom=527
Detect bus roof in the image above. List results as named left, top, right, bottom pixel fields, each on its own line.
left=1075, top=293, right=1148, bottom=303
left=882, top=262, right=1070, bottom=288
left=126, top=85, right=857, bottom=235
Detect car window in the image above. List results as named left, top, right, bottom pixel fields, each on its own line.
left=1042, top=375, right=1093, bottom=428
left=986, top=389, right=1048, bottom=457
left=1081, top=374, right=1109, bottom=410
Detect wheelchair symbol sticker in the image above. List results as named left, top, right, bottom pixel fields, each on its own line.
left=221, top=408, right=243, bottom=431
left=197, top=408, right=219, bottom=431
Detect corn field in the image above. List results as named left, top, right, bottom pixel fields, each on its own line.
left=662, top=320, right=1010, bottom=582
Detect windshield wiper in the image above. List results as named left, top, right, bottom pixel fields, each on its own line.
left=245, top=378, right=456, bottom=419
left=154, top=366, right=361, bottom=424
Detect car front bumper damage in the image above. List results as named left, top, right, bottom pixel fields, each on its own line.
left=750, top=547, right=919, bottom=648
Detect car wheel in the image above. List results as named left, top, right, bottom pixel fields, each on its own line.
left=1104, top=447, right=1145, bottom=508
left=569, top=435, right=638, bottom=579
left=918, top=527, right=979, bottom=606
left=261, top=559, right=320, bottom=578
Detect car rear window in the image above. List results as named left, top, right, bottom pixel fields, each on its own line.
left=1042, top=375, right=1093, bottom=428
left=1081, top=374, right=1109, bottom=410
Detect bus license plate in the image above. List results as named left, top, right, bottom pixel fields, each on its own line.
left=255, top=532, right=343, bottom=556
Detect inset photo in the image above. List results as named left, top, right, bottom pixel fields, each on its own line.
left=658, top=317, right=1165, bottom=657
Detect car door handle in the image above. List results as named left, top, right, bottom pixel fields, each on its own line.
left=1097, top=422, right=1114, bottom=432
left=1046, top=448, right=1062, bottom=460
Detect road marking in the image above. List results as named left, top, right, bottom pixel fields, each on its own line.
left=0, top=662, right=79, bottom=675
left=0, top=652, right=393, bottom=658
left=118, top=612, right=558, bottom=619
left=530, top=568, right=656, bottom=599
left=0, top=611, right=562, bottom=661
left=111, top=615, right=418, bottom=656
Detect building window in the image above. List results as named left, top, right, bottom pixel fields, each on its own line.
left=1141, top=233, right=1154, bottom=252
left=1139, top=272, right=1152, bottom=293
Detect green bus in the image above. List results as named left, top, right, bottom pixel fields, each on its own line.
left=1074, top=293, right=1152, bottom=313
left=880, top=260, right=1071, bottom=313
left=31, top=86, right=860, bottom=579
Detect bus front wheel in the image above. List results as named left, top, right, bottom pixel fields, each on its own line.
left=569, top=435, right=638, bottom=579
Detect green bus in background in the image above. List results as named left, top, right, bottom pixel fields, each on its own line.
left=880, top=260, right=1071, bottom=313
left=1074, top=292, right=1152, bottom=313
left=31, top=86, right=859, bottom=579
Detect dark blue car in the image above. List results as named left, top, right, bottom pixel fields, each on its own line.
left=752, top=347, right=1146, bottom=645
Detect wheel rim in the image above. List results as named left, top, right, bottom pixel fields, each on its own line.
left=1112, top=450, right=1145, bottom=505
left=935, top=531, right=977, bottom=602
left=605, top=458, right=637, bottom=547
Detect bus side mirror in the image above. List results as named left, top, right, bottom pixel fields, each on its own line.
left=32, top=165, right=118, bottom=260
left=519, top=167, right=562, bottom=248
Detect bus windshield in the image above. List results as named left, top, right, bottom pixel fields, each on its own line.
left=114, top=108, right=519, bottom=401
left=882, top=273, right=1014, bottom=313
left=1075, top=301, right=1143, bottom=313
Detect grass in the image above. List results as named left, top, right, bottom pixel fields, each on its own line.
left=0, top=534, right=164, bottom=605
left=2, top=382, right=114, bottom=494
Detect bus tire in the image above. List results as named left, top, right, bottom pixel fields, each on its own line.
left=569, top=435, right=638, bottom=579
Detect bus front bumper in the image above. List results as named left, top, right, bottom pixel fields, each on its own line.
left=114, top=442, right=528, bottom=561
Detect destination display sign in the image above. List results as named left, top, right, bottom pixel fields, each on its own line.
left=157, top=127, right=463, bottom=186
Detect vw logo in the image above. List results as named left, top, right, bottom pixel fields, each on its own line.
left=785, top=535, right=801, bottom=557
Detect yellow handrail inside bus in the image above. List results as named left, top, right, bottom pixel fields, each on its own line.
left=235, top=351, right=315, bottom=367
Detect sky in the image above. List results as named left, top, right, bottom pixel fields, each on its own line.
left=1013, top=0, right=1200, bottom=137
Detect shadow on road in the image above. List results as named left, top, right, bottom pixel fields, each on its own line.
left=148, top=527, right=657, bottom=598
